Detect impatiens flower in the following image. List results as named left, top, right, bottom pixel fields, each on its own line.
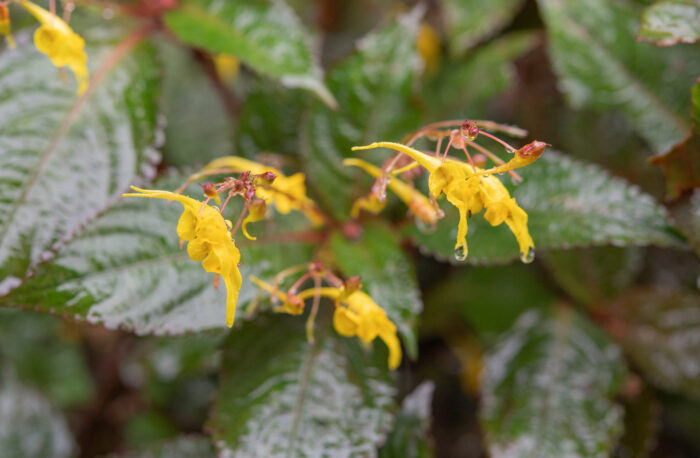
left=19, top=0, right=89, bottom=94
left=344, top=158, right=439, bottom=226
left=353, top=141, right=536, bottom=263
left=122, top=187, right=242, bottom=327
left=203, top=156, right=324, bottom=227
left=249, top=276, right=402, bottom=369
left=241, top=199, right=266, bottom=241
left=0, top=3, right=15, bottom=49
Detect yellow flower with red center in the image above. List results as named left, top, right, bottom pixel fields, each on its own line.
left=352, top=141, right=537, bottom=263
left=122, top=187, right=242, bottom=327
left=19, top=0, right=89, bottom=94
left=250, top=276, right=402, bottom=370
left=203, top=156, right=324, bottom=227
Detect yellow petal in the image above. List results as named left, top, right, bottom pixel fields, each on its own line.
left=350, top=194, right=386, bottom=219
left=224, top=265, right=243, bottom=328
left=473, top=140, right=547, bottom=177
left=379, top=329, right=402, bottom=370
left=186, top=239, right=209, bottom=262
left=333, top=306, right=358, bottom=337
left=353, top=142, right=443, bottom=173
left=20, top=1, right=89, bottom=95
left=241, top=200, right=266, bottom=241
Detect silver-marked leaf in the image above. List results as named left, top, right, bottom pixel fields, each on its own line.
left=538, top=0, right=700, bottom=153
left=404, top=152, right=683, bottom=265
left=378, top=381, right=434, bottom=458
left=0, top=28, right=161, bottom=292
left=638, top=0, right=700, bottom=46
left=330, top=223, right=423, bottom=358
left=104, top=436, right=216, bottom=458
left=300, top=9, right=422, bottom=218
left=441, top=0, right=526, bottom=56
left=208, top=313, right=396, bottom=457
left=610, top=288, right=700, bottom=400
left=0, top=175, right=314, bottom=335
left=0, top=370, right=75, bottom=458
left=481, top=308, right=626, bottom=457
left=164, top=0, right=335, bottom=107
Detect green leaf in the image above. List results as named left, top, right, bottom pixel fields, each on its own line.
left=669, top=189, right=700, bottom=257
left=0, top=309, right=94, bottom=408
left=208, top=314, right=397, bottom=456
left=378, top=381, right=434, bottom=458
left=104, top=436, right=216, bottom=458
left=638, top=0, right=700, bottom=46
left=610, top=288, right=700, bottom=400
left=541, top=246, right=644, bottom=307
left=424, top=31, right=539, bottom=119
left=404, top=152, right=683, bottom=264
left=0, top=29, right=161, bottom=292
left=159, top=40, right=235, bottom=167
left=0, top=175, right=314, bottom=335
left=330, top=223, right=423, bottom=358
left=481, top=308, right=626, bottom=457
left=423, top=264, right=556, bottom=339
left=164, top=0, right=335, bottom=107
left=441, top=0, right=526, bottom=56
left=0, top=371, right=75, bottom=458
left=300, top=10, right=422, bottom=218
left=537, top=0, right=700, bottom=153
left=236, top=82, right=308, bottom=158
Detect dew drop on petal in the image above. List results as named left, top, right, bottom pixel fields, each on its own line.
left=454, top=246, right=467, bottom=262
left=520, top=246, right=535, bottom=264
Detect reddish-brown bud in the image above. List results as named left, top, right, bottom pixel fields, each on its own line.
left=516, top=140, right=549, bottom=159
left=344, top=276, right=362, bottom=294
left=461, top=120, right=480, bottom=141
left=260, top=171, right=276, bottom=183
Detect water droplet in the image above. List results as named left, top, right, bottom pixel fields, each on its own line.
left=454, top=245, right=467, bottom=262
left=415, top=216, right=436, bottom=234
left=520, top=246, right=535, bottom=264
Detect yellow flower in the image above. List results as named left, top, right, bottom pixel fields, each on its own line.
left=0, top=3, right=15, bottom=49
left=249, top=276, right=402, bottom=369
left=213, top=54, right=240, bottom=81
left=353, top=142, right=535, bottom=263
left=417, top=23, right=440, bottom=75
left=332, top=289, right=402, bottom=370
left=19, top=0, right=89, bottom=95
left=203, top=156, right=324, bottom=227
left=344, top=158, right=439, bottom=225
left=122, top=187, right=242, bottom=327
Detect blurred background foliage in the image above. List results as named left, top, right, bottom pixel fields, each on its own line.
left=0, top=0, right=699, bottom=456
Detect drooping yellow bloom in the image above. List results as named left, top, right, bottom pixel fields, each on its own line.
left=352, top=142, right=535, bottom=263
left=203, top=156, right=324, bottom=227
left=344, top=158, right=439, bottom=225
left=0, top=3, right=15, bottom=49
left=332, top=289, right=402, bottom=370
left=122, top=187, right=243, bottom=327
left=241, top=199, right=266, bottom=241
left=19, top=0, right=89, bottom=94
left=249, top=276, right=402, bottom=369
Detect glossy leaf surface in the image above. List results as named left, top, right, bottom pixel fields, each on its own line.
left=538, top=0, right=700, bottom=153
left=208, top=314, right=396, bottom=457
left=0, top=30, right=161, bottom=292
left=481, top=308, right=625, bottom=457
left=164, top=0, right=335, bottom=106
left=638, top=0, right=700, bottom=46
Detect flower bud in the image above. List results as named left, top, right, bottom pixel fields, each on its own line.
left=461, top=120, right=480, bottom=141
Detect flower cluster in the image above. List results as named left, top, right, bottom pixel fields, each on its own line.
left=348, top=121, right=546, bottom=263
left=250, top=270, right=401, bottom=370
